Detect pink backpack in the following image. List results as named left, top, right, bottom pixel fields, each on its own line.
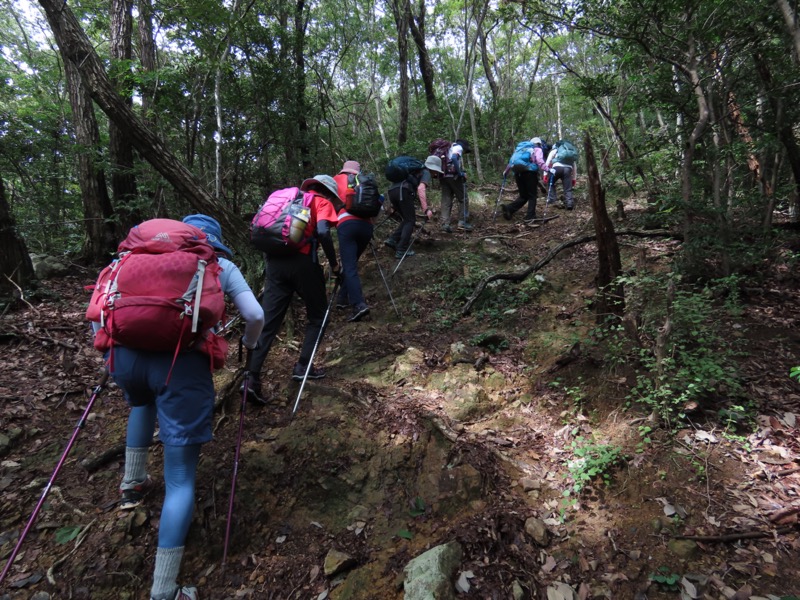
left=86, top=219, right=227, bottom=371
left=250, top=187, right=315, bottom=255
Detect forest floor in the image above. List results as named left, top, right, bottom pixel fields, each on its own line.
left=1, top=187, right=800, bottom=600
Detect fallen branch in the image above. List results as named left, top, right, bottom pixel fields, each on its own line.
left=674, top=525, right=795, bottom=543
left=461, top=229, right=681, bottom=315
left=46, top=518, right=96, bottom=584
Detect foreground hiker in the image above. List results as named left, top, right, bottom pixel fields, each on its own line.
left=544, top=139, right=579, bottom=210
left=88, top=215, right=264, bottom=600
left=245, top=175, right=341, bottom=400
left=333, top=160, right=381, bottom=322
left=501, top=137, right=548, bottom=224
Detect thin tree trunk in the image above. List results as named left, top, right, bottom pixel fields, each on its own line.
left=62, top=57, right=117, bottom=263
left=109, top=0, right=139, bottom=231
left=0, top=178, right=36, bottom=294
left=390, top=0, right=410, bottom=146
left=585, top=134, right=623, bottom=321
left=408, top=0, right=437, bottom=114
left=777, top=0, right=800, bottom=61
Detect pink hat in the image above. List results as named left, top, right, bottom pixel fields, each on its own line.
left=340, top=160, right=361, bottom=175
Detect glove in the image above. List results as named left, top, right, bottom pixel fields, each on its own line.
left=543, top=173, right=549, bottom=185
left=332, top=264, right=343, bottom=284
left=503, top=166, right=511, bottom=178
left=572, top=179, right=577, bottom=186
left=425, top=208, right=433, bottom=219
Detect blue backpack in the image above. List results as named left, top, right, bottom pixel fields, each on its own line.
left=509, top=141, right=537, bottom=174
left=554, top=140, right=579, bottom=165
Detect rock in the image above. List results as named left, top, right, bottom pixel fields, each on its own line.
left=480, top=237, right=508, bottom=260
left=512, top=580, right=525, bottom=600
left=667, top=539, right=698, bottom=559
left=31, top=255, right=69, bottom=279
left=31, top=593, right=50, bottom=600
left=403, top=540, right=463, bottom=600
left=520, top=478, right=541, bottom=492
left=323, top=549, right=357, bottom=577
left=524, top=517, right=549, bottom=546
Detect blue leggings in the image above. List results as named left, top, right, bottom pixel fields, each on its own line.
left=128, top=406, right=201, bottom=548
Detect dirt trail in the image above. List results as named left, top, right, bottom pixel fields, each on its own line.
left=1, top=197, right=800, bottom=599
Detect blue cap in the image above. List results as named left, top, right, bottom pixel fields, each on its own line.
left=182, top=214, right=233, bottom=258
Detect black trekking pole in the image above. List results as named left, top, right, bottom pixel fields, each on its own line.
left=492, top=174, right=508, bottom=222
left=462, top=178, right=468, bottom=228
left=0, top=370, right=109, bottom=586
left=392, top=217, right=427, bottom=277
left=368, top=240, right=400, bottom=317
left=292, top=279, right=340, bottom=415
left=222, top=361, right=251, bottom=568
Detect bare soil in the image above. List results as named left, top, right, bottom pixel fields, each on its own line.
left=1, top=191, right=800, bottom=600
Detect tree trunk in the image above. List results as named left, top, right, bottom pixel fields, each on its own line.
left=293, top=0, right=310, bottom=172
left=585, top=134, right=624, bottom=322
left=777, top=0, right=800, bottom=61
left=62, top=57, right=117, bottom=263
left=37, top=0, right=249, bottom=253
left=408, top=0, right=437, bottom=114
left=390, top=0, right=410, bottom=146
left=109, top=0, right=139, bottom=231
left=0, top=178, right=36, bottom=294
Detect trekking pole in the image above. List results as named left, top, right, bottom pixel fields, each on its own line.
left=222, top=367, right=249, bottom=569
left=542, top=171, right=555, bottom=221
left=0, top=370, right=109, bottom=586
left=492, top=174, right=508, bottom=222
left=392, top=217, right=427, bottom=277
left=369, top=240, right=400, bottom=317
left=462, top=178, right=468, bottom=227
left=292, top=279, right=340, bottom=415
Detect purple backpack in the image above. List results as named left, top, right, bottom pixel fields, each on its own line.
left=250, top=187, right=315, bottom=256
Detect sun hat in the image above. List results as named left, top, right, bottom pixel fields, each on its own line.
left=424, top=155, right=443, bottom=174
left=182, top=214, right=233, bottom=258
left=300, top=174, right=339, bottom=200
left=340, top=161, right=361, bottom=175
left=530, top=137, right=542, bottom=145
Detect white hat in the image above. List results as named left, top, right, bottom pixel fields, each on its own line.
left=300, top=174, right=339, bottom=200
left=530, top=137, right=542, bottom=145
left=424, top=155, right=443, bottom=174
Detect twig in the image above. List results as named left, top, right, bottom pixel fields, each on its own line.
left=4, top=274, right=38, bottom=314
left=674, top=525, right=795, bottom=543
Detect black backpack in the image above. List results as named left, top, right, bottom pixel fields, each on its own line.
left=345, top=174, right=383, bottom=218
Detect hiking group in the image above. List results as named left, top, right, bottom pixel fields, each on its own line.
left=498, top=138, right=579, bottom=224
left=9, top=135, right=578, bottom=600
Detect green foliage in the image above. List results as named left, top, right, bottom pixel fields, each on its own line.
left=395, top=529, right=413, bottom=540
left=604, top=273, right=744, bottom=428
left=791, top=367, right=800, bottom=383
left=54, top=525, right=82, bottom=545
left=565, top=437, right=623, bottom=495
left=649, top=566, right=681, bottom=591
left=409, top=497, right=426, bottom=517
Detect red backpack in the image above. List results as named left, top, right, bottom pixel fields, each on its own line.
left=86, top=219, right=227, bottom=371
left=250, top=187, right=315, bottom=256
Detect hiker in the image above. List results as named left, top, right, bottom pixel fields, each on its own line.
left=419, top=155, right=441, bottom=221
left=333, top=160, right=374, bottom=322
left=439, top=139, right=472, bottom=233
left=544, top=140, right=579, bottom=210
left=501, top=137, right=548, bottom=224
left=244, top=175, right=341, bottom=401
left=384, top=158, right=435, bottom=259
left=103, top=215, right=264, bottom=600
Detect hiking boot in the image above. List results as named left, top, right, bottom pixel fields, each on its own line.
left=501, top=205, right=512, bottom=221
left=119, top=475, right=155, bottom=510
left=240, top=375, right=268, bottom=406
left=523, top=216, right=538, bottom=225
left=457, top=221, right=474, bottom=232
left=349, top=304, right=370, bottom=323
left=395, top=249, right=415, bottom=259
left=151, top=586, right=198, bottom=600
left=292, top=362, right=326, bottom=381
left=440, top=225, right=453, bottom=234
left=565, top=204, right=575, bottom=211
left=384, top=238, right=398, bottom=250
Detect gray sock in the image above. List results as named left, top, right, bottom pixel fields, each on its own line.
left=121, top=447, right=148, bottom=490
left=150, top=546, right=184, bottom=600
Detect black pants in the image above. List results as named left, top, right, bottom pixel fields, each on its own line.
left=249, top=253, right=327, bottom=375
left=388, top=184, right=416, bottom=252
left=507, top=170, right=539, bottom=220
